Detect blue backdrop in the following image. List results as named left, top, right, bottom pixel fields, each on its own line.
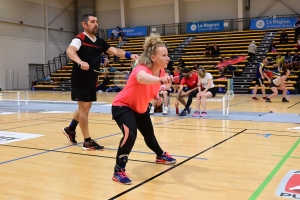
left=108, top=26, right=147, bottom=38
left=250, top=18, right=297, bottom=30
left=186, top=20, right=224, bottom=33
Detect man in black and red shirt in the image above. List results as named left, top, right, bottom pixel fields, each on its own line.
left=62, top=14, right=138, bottom=150
left=175, top=68, right=198, bottom=116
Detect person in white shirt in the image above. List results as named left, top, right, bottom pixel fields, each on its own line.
left=248, top=41, right=257, bottom=64
left=192, top=67, right=216, bottom=117
left=266, top=69, right=291, bottom=103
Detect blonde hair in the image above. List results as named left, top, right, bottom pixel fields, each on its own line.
left=138, top=33, right=166, bottom=68
left=197, top=67, right=206, bottom=78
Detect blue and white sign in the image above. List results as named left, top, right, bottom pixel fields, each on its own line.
left=187, top=20, right=224, bottom=33
left=108, top=26, right=147, bottom=38
left=250, top=18, right=297, bottom=30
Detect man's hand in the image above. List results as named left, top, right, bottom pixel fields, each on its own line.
left=79, top=61, right=89, bottom=71
left=131, top=54, right=139, bottom=60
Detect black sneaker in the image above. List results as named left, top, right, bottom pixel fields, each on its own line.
left=282, top=98, right=289, bottom=102
left=62, top=127, right=77, bottom=144
left=82, top=139, right=104, bottom=151
left=266, top=98, right=271, bottom=103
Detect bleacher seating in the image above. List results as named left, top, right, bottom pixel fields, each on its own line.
left=33, top=28, right=299, bottom=93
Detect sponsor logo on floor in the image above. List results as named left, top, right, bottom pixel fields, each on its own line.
left=276, top=170, right=300, bottom=199
left=0, top=131, right=44, bottom=144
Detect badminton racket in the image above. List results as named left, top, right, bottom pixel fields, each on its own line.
left=78, top=63, right=107, bottom=73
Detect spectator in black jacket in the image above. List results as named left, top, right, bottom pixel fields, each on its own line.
left=280, top=30, right=288, bottom=44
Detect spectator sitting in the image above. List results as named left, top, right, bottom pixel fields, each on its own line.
left=280, top=30, right=288, bottom=44
left=294, top=36, right=300, bottom=51
left=149, top=69, right=172, bottom=115
left=110, top=33, right=116, bottom=41
left=268, top=41, right=277, bottom=52
left=292, top=51, right=300, bottom=71
left=273, top=53, right=284, bottom=72
left=98, top=74, right=112, bottom=91
left=212, top=43, right=220, bottom=58
left=178, top=58, right=186, bottom=72
left=204, top=44, right=211, bottom=56
left=175, top=68, right=199, bottom=116
left=215, top=57, right=229, bottom=77
left=193, top=63, right=199, bottom=72
left=284, top=51, right=293, bottom=70
left=173, top=66, right=180, bottom=93
left=116, top=26, right=123, bottom=42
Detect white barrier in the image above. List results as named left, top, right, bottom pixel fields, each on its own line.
left=0, top=91, right=28, bottom=106
left=223, top=90, right=234, bottom=117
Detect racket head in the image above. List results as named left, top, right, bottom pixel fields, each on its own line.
left=224, top=90, right=234, bottom=100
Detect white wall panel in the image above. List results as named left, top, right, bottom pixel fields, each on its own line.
left=182, top=0, right=238, bottom=23
left=250, top=0, right=300, bottom=17
left=95, top=0, right=121, bottom=29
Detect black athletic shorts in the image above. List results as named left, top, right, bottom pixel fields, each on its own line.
left=255, top=78, right=265, bottom=86
left=201, top=87, right=216, bottom=97
left=270, top=81, right=280, bottom=88
left=71, top=87, right=97, bottom=102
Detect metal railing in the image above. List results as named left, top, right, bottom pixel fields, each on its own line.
left=98, top=14, right=300, bottom=40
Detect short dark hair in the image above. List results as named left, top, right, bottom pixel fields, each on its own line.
left=82, top=14, right=95, bottom=23
left=182, top=68, right=190, bottom=74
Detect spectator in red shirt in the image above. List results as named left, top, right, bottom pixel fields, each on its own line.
left=175, top=68, right=198, bottom=116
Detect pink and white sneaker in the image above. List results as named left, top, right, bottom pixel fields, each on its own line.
left=200, top=112, right=207, bottom=117
left=192, top=111, right=200, bottom=117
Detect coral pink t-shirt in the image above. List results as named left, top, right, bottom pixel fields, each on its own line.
left=112, top=65, right=165, bottom=114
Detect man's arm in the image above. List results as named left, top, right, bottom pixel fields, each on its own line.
left=66, top=45, right=81, bottom=64
left=177, top=85, right=184, bottom=98
left=106, top=47, right=139, bottom=60
left=66, top=45, right=89, bottom=70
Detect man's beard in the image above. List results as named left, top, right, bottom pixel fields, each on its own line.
left=92, top=28, right=98, bottom=35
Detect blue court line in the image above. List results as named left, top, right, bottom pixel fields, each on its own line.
left=104, top=148, right=208, bottom=160
left=0, top=132, right=121, bottom=165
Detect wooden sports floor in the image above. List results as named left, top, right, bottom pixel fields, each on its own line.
left=0, top=91, right=299, bottom=200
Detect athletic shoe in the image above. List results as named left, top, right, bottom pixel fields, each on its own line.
left=149, top=106, right=155, bottom=115
left=282, top=98, right=289, bottom=102
left=62, top=127, right=77, bottom=144
left=187, top=107, right=192, bottom=114
left=156, top=152, right=176, bottom=164
left=179, top=109, right=187, bottom=116
left=266, top=98, right=271, bottom=103
left=82, top=139, right=104, bottom=151
left=252, top=97, right=259, bottom=100
left=263, top=97, right=267, bottom=100
left=192, top=111, right=200, bottom=117
left=200, top=112, right=207, bottom=117
left=112, top=169, right=132, bottom=185
left=162, top=107, right=169, bottom=115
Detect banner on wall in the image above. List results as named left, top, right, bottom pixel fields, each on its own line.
left=108, top=26, right=147, bottom=38
left=250, top=18, right=297, bottom=30
left=186, top=20, right=224, bottom=33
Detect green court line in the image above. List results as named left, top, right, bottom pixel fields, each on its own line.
left=271, top=155, right=300, bottom=159
left=249, top=138, right=300, bottom=200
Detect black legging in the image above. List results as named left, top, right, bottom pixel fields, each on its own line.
left=185, top=90, right=198, bottom=110
left=112, top=106, right=164, bottom=168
